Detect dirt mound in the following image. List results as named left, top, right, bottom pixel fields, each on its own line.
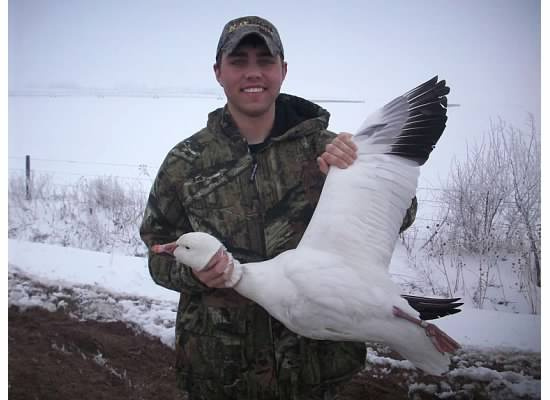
left=8, top=306, right=185, bottom=400
left=8, top=305, right=414, bottom=400
left=8, top=305, right=540, bottom=400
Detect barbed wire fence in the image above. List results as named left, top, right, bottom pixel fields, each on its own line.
left=8, top=154, right=541, bottom=311
left=7, top=154, right=539, bottom=246
left=8, top=155, right=155, bottom=195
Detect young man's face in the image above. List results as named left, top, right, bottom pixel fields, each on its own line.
left=214, top=38, right=287, bottom=119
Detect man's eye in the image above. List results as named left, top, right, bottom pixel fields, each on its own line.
left=258, top=58, right=276, bottom=65
left=230, top=59, right=246, bottom=66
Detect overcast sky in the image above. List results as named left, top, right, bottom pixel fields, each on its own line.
left=7, top=0, right=542, bottom=187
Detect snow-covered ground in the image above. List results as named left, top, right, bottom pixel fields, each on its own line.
left=8, top=239, right=542, bottom=399
left=8, top=239, right=541, bottom=353
left=7, top=186, right=542, bottom=399
left=8, top=239, right=178, bottom=346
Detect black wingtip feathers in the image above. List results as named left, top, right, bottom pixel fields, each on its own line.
left=390, top=77, right=450, bottom=165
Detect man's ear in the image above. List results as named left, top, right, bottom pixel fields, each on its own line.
left=213, top=63, right=223, bottom=86
left=281, top=61, right=288, bottom=81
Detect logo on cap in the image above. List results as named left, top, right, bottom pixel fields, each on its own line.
left=227, top=19, right=275, bottom=35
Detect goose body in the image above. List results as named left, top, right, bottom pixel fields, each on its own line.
left=157, top=77, right=459, bottom=376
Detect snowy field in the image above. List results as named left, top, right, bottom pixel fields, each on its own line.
left=8, top=239, right=541, bottom=353
left=7, top=239, right=542, bottom=399
left=7, top=151, right=542, bottom=399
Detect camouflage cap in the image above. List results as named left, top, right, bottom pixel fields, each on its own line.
left=216, top=16, right=284, bottom=60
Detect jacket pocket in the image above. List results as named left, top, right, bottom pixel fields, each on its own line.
left=182, top=178, right=240, bottom=210
left=175, top=292, right=249, bottom=381
left=182, top=174, right=251, bottom=239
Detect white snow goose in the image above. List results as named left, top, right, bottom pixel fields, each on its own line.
left=153, top=76, right=460, bottom=375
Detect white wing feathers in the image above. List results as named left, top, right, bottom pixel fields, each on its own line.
left=298, top=77, right=449, bottom=271
left=299, top=155, right=418, bottom=271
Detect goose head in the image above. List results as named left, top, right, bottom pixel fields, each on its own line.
left=173, top=232, right=222, bottom=271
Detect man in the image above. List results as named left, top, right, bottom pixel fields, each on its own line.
left=140, top=16, right=416, bottom=400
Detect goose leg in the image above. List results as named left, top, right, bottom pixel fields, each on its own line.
left=392, top=306, right=460, bottom=354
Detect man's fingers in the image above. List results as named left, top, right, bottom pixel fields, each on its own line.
left=194, top=267, right=224, bottom=287
left=334, top=133, right=358, bottom=154
left=328, top=134, right=357, bottom=159
left=205, top=247, right=225, bottom=270
left=317, top=157, right=329, bottom=175
left=205, top=263, right=233, bottom=288
left=319, top=133, right=358, bottom=172
left=218, top=262, right=235, bottom=288
left=319, top=152, right=349, bottom=169
left=324, top=143, right=356, bottom=165
left=193, top=250, right=234, bottom=288
left=206, top=269, right=229, bottom=288
left=223, top=261, right=234, bottom=278
left=207, top=252, right=229, bottom=274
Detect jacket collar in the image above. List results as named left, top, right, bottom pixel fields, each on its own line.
left=207, top=94, right=331, bottom=143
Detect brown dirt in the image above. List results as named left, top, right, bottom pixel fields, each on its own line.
left=7, top=305, right=540, bottom=400
left=8, top=305, right=185, bottom=400
left=8, top=305, right=416, bottom=400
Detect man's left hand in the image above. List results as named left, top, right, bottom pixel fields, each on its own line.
left=317, top=132, right=357, bottom=174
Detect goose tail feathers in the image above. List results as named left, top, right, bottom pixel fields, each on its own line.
left=401, top=294, right=463, bottom=320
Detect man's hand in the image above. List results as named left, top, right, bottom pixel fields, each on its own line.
left=317, top=132, right=358, bottom=174
left=192, top=248, right=234, bottom=288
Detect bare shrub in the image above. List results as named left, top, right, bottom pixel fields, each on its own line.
left=425, top=116, right=540, bottom=312
left=8, top=174, right=148, bottom=256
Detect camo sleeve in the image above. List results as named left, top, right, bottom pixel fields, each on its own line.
left=399, top=196, right=418, bottom=233
left=140, top=167, right=212, bottom=295
left=316, top=129, right=338, bottom=156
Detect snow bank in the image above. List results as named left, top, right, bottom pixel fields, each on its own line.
left=8, top=239, right=541, bottom=353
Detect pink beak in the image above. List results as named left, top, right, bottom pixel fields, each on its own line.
left=152, top=242, right=178, bottom=256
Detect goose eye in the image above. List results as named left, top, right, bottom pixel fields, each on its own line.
left=185, top=245, right=190, bottom=250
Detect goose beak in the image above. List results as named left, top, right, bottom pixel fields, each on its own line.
left=152, top=242, right=178, bottom=255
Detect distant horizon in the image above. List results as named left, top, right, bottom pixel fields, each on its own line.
left=8, top=87, right=366, bottom=104
left=8, top=0, right=541, bottom=191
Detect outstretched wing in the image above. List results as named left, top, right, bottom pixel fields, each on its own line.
left=298, top=77, right=449, bottom=273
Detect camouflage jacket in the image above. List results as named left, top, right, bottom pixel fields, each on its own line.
left=140, top=94, right=417, bottom=399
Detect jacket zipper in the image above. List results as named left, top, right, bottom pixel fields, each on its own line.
left=247, top=147, right=267, bottom=256
left=249, top=159, right=258, bottom=182
left=247, top=145, right=282, bottom=393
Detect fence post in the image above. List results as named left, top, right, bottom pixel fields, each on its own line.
left=25, top=155, right=31, bottom=200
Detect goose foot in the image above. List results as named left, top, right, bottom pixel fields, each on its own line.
left=392, top=306, right=460, bottom=354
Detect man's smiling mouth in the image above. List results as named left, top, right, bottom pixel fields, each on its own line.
left=242, top=87, right=265, bottom=93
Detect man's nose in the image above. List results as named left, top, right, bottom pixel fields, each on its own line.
left=244, top=64, right=262, bottom=79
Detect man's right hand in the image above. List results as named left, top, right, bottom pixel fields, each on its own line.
left=192, top=248, right=234, bottom=288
